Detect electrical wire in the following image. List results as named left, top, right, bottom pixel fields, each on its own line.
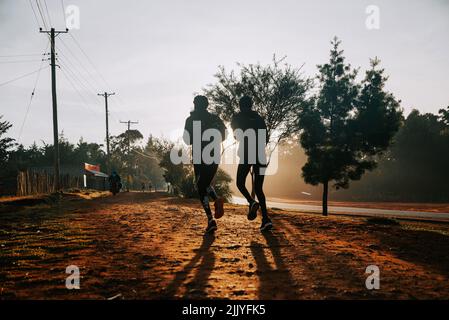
left=43, top=0, right=52, bottom=27
left=60, top=0, right=66, bottom=28
left=0, top=60, right=44, bottom=64
left=29, top=0, right=42, bottom=29
left=17, top=41, right=50, bottom=142
left=35, top=0, right=48, bottom=29
left=0, top=66, right=49, bottom=87
left=0, top=54, right=43, bottom=57
left=59, top=65, right=97, bottom=116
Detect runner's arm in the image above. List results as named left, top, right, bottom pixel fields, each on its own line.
left=183, top=117, right=193, bottom=145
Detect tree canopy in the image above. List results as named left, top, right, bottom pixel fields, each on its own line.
left=297, top=38, right=402, bottom=215
left=204, top=56, right=311, bottom=144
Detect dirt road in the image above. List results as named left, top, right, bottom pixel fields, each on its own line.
left=1, top=192, right=449, bottom=299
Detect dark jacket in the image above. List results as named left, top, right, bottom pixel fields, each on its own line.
left=231, top=110, right=268, bottom=165
left=183, top=109, right=226, bottom=162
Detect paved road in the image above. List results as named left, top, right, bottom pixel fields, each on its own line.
left=231, top=196, right=449, bottom=222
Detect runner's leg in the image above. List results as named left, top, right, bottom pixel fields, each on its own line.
left=196, top=164, right=214, bottom=221
left=203, top=164, right=225, bottom=219
left=207, top=186, right=218, bottom=201
left=236, top=164, right=253, bottom=204
left=254, top=164, right=268, bottom=219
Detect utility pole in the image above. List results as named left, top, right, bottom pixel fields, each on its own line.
left=119, top=120, right=138, bottom=192
left=40, top=27, right=68, bottom=192
left=98, top=92, right=115, bottom=169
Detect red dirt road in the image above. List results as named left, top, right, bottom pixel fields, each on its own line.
left=1, top=192, right=449, bottom=299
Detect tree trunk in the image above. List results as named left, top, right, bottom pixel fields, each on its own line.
left=322, top=181, right=328, bottom=216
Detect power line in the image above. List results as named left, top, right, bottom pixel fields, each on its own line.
left=57, top=38, right=122, bottom=121
left=68, top=33, right=111, bottom=89
left=132, top=148, right=159, bottom=161
left=57, top=56, right=99, bottom=102
left=58, top=57, right=100, bottom=111
left=67, top=33, right=133, bottom=119
left=0, top=66, right=49, bottom=87
left=60, top=0, right=66, bottom=28
left=0, top=59, right=44, bottom=64
left=58, top=38, right=104, bottom=92
left=35, top=0, right=48, bottom=29
left=59, top=65, right=97, bottom=116
left=17, top=40, right=50, bottom=142
left=0, top=54, right=43, bottom=57
left=43, top=0, right=52, bottom=27
left=56, top=44, right=101, bottom=96
left=29, top=0, right=41, bottom=29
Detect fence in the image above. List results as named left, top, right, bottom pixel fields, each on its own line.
left=16, top=171, right=83, bottom=196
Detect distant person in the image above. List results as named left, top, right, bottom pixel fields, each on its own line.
left=108, top=170, right=122, bottom=196
left=183, top=95, right=226, bottom=233
left=148, top=182, right=153, bottom=192
left=141, top=182, right=145, bottom=192
left=231, top=96, right=272, bottom=231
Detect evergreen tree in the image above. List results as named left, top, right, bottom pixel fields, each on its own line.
left=298, top=38, right=402, bottom=215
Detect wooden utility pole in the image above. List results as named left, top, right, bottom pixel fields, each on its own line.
left=98, top=92, right=115, bottom=169
left=40, top=27, right=68, bottom=192
left=120, top=120, right=138, bottom=192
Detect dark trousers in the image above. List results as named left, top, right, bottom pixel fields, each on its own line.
left=236, top=164, right=268, bottom=217
left=194, top=164, right=218, bottom=218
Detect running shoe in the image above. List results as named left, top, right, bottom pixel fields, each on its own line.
left=214, top=197, right=224, bottom=219
left=205, top=219, right=217, bottom=233
left=260, top=217, right=273, bottom=231
left=247, top=201, right=259, bottom=221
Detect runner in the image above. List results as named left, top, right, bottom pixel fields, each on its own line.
left=183, top=95, right=226, bottom=233
left=231, top=96, right=273, bottom=231
left=108, top=170, right=122, bottom=196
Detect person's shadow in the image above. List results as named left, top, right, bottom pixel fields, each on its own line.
left=250, top=231, right=296, bottom=299
left=163, top=233, right=215, bottom=298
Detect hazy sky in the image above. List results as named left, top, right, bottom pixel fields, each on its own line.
left=1, top=0, right=448, bottom=147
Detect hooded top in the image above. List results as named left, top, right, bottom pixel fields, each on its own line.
left=183, top=109, right=226, bottom=162
left=231, top=109, right=268, bottom=165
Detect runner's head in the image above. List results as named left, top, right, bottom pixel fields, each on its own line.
left=239, top=95, right=253, bottom=112
left=193, top=95, right=209, bottom=112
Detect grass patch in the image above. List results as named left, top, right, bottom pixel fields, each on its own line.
left=401, top=224, right=449, bottom=236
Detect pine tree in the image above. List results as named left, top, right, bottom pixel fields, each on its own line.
left=298, top=38, right=402, bottom=215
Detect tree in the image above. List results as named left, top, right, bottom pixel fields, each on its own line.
left=155, top=139, right=186, bottom=195
left=297, top=38, right=402, bottom=215
left=205, top=56, right=311, bottom=195
left=439, top=106, right=449, bottom=130
left=135, top=135, right=166, bottom=190
left=0, top=116, right=15, bottom=194
left=0, top=115, right=14, bottom=164
left=153, top=137, right=233, bottom=200
left=73, top=138, right=107, bottom=169
left=205, top=56, right=310, bottom=145
left=110, top=129, right=144, bottom=190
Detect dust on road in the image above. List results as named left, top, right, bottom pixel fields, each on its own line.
left=1, top=192, right=449, bottom=299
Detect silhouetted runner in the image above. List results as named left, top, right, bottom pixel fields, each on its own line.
left=231, top=96, right=272, bottom=231
left=184, top=95, right=226, bottom=233
left=108, top=170, right=122, bottom=196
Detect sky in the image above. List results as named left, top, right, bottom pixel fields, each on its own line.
left=1, top=0, right=448, bottom=148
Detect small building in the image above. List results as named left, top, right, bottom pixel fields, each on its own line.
left=26, top=163, right=109, bottom=192
left=83, top=163, right=109, bottom=190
